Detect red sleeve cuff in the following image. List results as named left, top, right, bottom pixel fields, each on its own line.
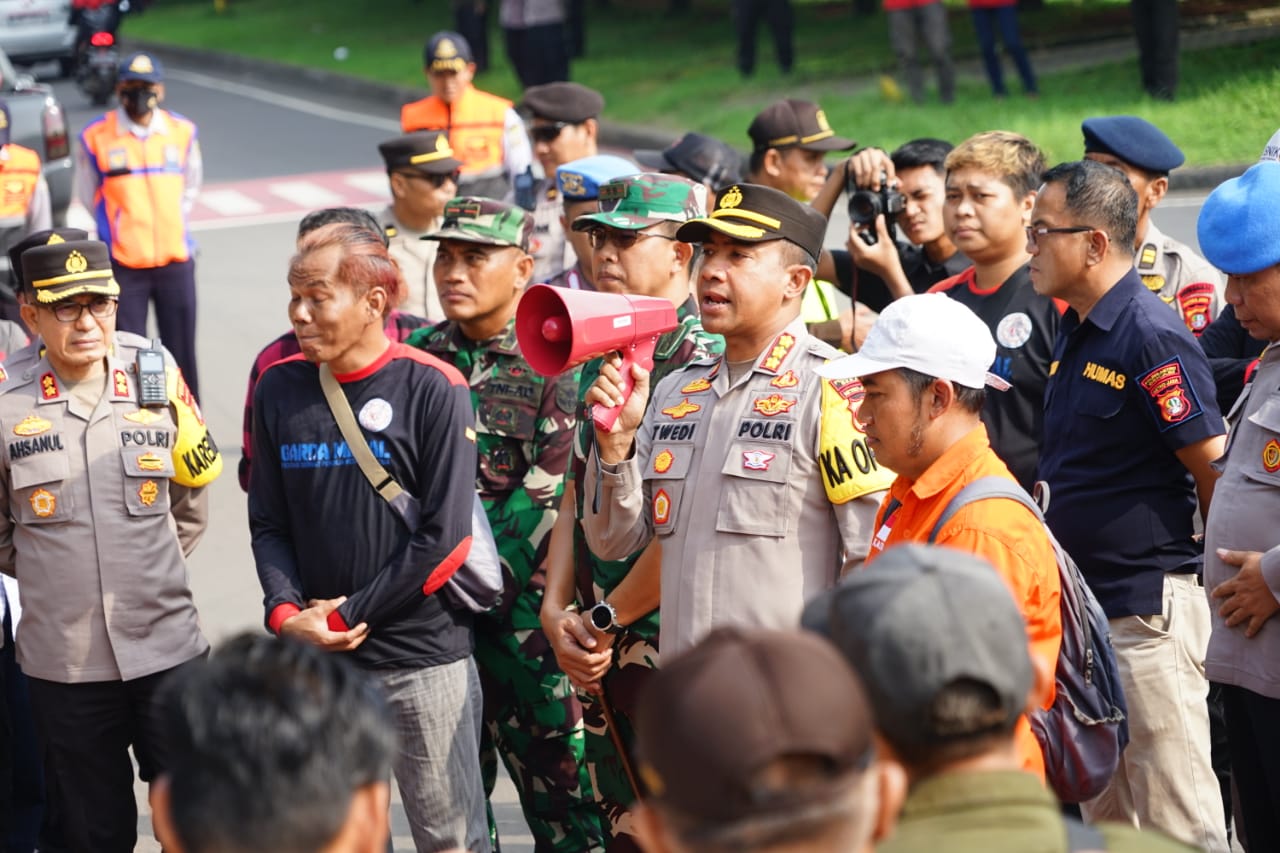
left=327, top=609, right=350, bottom=632
left=268, top=603, right=301, bottom=635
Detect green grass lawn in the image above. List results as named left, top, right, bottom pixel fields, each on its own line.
left=126, top=0, right=1278, bottom=166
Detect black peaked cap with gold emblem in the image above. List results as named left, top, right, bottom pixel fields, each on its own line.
left=676, top=183, right=828, bottom=262
left=8, top=228, right=90, bottom=292
left=424, top=31, right=473, bottom=72
left=21, top=240, right=119, bottom=304
left=378, top=131, right=464, bottom=175
left=748, top=99, right=855, bottom=153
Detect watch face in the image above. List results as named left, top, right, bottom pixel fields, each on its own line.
left=591, top=604, right=612, bottom=631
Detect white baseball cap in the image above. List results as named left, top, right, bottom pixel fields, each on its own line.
left=1262, top=128, right=1280, bottom=163
left=815, top=293, right=1011, bottom=391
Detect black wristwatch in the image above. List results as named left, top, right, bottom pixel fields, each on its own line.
left=589, top=601, right=625, bottom=635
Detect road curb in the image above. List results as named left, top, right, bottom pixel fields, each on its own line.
left=124, top=38, right=1250, bottom=190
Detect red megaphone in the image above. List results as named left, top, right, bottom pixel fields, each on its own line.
left=516, top=284, right=679, bottom=431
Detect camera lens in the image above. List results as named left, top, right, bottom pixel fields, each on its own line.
left=848, top=190, right=882, bottom=225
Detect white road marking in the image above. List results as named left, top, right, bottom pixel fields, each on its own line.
left=164, top=68, right=403, bottom=132
left=198, top=188, right=266, bottom=216
left=267, top=180, right=345, bottom=208
left=344, top=170, right=392, bottom=197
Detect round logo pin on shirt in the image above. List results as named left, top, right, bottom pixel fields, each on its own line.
left=358, top=398, right=394, bottom=432
left=996, top=312, right=1033, bottom=349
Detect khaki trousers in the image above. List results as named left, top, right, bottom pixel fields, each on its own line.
left=1082, top=573, right=1228, bottom=852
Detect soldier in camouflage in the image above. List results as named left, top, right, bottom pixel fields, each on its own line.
left=540, top=174, right=722, bottom=852
left=408, top=197, right=603, bottom=853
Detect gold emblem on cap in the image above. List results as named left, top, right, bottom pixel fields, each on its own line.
left=718, top=186, right=743, bottom=209
left=436, top=38, right=458, bottom=58
left=816, top=109, right=832, bottom=132
left=435, top=134, right=450, bottom=153
left=64, top=250, right=88, bottom=275
left=0, top=112, right=7, bottom=130
left=130, top=54, right=154, bottom=73
left=46, top=233, right=64, bottom=245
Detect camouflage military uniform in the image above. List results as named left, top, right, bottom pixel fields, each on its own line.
left=570, top=301, right=723, bottom=852
left=409, top=317, right=603, bottom=853
left=1136, top=220, right=1225, bottom=338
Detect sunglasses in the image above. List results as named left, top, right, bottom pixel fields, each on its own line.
left=530, top=121, right=575, bottom=144
left=397, top=170, right=460, bottom=188
left=586, top=226, right=676, bottom=252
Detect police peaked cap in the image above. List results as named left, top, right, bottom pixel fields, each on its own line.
left=8, top=227, right=90, bottom=293
left=21, top=239, right=119, bottom=304
left=378, top=131, right=463, bottom=175
left=1082, top=115, right=1184, bottom=174
left=519, top=82, right=604, bottom=124
left=676, top=183, right=828, bottom=262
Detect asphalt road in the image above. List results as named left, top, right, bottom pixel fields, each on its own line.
left=22, top=58, right=1215, bottom=852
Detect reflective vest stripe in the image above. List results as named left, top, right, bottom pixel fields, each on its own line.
left=82, top=111, right=194, bottom=269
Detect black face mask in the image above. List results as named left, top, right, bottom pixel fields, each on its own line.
left=120, top=88, right=158, bottom=121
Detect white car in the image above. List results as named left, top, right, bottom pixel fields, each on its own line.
left=0, top=0, right=75, bottom=75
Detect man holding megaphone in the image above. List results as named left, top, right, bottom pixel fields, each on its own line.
left=582, top=183, right=895, bottom=657
left=536, top=174, right=724, bottom=849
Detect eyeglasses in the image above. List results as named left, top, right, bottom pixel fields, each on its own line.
left=42, top=296, right=118, bottom=323
left=530, top=121, right=574, bottom=144
left=1025, top=225, right=1095, bottom=248
left=397, top=170, right=460, bottom=188
left=586, top=226, right=676, bottom=252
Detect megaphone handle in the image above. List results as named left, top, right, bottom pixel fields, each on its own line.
left=591, top=339, right=658, bottom=433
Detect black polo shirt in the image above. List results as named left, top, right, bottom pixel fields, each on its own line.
left=931, top=263, right=1062, bottom=490
left=830, top=242, right=970, bottom=313
left=1040, top=269, right=1224, bottom=619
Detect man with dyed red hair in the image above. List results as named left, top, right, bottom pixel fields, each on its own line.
left=249, top=222, right=490, bottom=853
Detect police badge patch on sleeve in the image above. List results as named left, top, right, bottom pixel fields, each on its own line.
left=1138, top=355, right=1204, bottom=430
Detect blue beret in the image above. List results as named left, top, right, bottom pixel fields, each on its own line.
left=556, top=155, right=637, bottom=201
left=1197, top=162, right=1280, bottom=275
left=1082, top=115, right=1184, bottom=174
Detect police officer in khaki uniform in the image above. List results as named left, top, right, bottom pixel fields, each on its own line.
left=582, top=183, right=893, bottom=656
left=0, top=239, right=222, bottom=853
left=377, top=131, right=464, bottom=320
left=1083, top=115, right=1224, bottom=337
left=518, top=81, right=606, bottom=284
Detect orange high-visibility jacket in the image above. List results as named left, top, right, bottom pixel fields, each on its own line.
left=401, top=85, right=510, bottom=177
left=0, top=144, right=42, bottom=221
left=81, top=110, right=196, bottom=268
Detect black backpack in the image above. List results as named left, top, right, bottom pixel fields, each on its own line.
left=927, top=477, right=1129, bottom=804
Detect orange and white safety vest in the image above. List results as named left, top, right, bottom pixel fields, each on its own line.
left=80, top=109, right=196, bottom=268
left=0, top=144, right=42, bottom=223
left=401, top=85, right=510, bottom=177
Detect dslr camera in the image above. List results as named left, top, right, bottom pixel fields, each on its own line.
left=847, top=170, right=905, bottom=246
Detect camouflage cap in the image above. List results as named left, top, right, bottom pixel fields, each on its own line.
left=570, top=173, right=708, bottom=233
left=421, top=197, right=533, bottom=251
